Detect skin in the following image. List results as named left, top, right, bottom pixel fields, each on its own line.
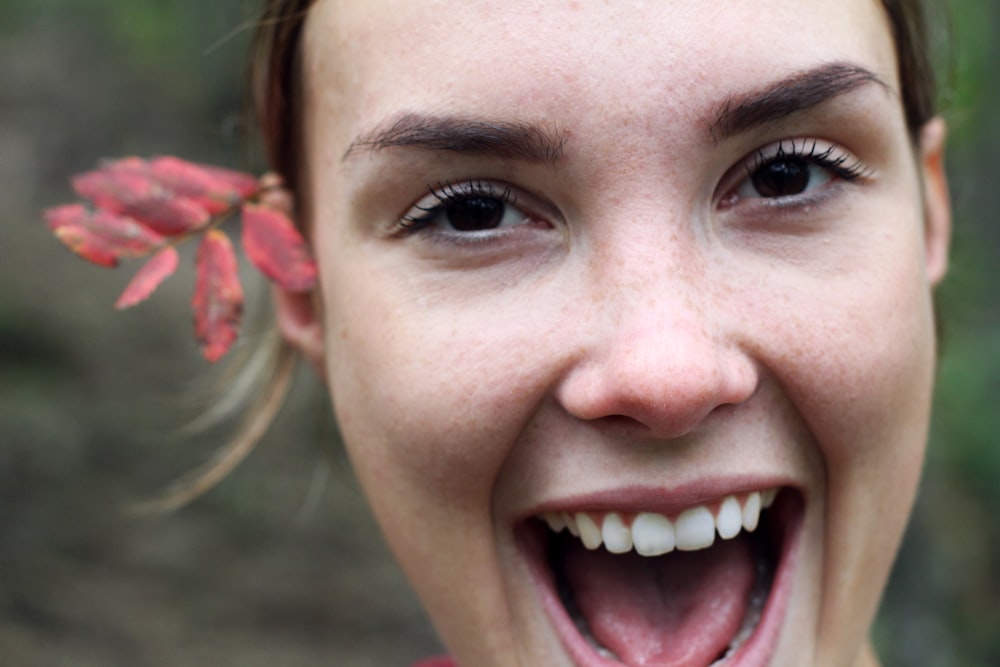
left=274, top=1, right=951, bottom=665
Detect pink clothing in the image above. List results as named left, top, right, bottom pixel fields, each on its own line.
left=411, top=658, right=456, bottom=667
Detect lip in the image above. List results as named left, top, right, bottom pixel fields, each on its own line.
left=524, top=478, right=789, bottom=518
left=515, top=481, right=805, bottom=667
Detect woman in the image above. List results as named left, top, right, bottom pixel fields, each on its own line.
left=247, top=1, right=951, bottom=665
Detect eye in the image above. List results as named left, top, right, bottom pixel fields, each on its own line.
left=729, top=139, right=869, bottom=203
left=400, top=180, right=531, bottom=234
left=741, top=155, right=830, bottom=198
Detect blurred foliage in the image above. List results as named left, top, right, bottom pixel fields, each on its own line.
left=2, top=0, right=999, bottom=665
left=935, top=0, right=1000, bottom=509
left=874, top=2, right=1000, bottom=666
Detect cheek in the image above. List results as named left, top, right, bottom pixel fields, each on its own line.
left=731, top=196, right=938, bottom=478
left=783, top=263, right=936, bottom=474
left=320, top=269, right=566, bottom=508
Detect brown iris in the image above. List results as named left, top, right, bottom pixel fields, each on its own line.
left=445, top=196, right=507, bottom=231
left=751, top=158, right=811, bottom=198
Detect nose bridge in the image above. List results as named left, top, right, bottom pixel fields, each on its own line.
left=557, top=223, right=756, bottom=438
left=606, top=235, right=728, bottom=395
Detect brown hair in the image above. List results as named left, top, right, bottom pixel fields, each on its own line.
left=150, top=0, right=942, bottom=509
left=250, top=0, right=314, bottom=196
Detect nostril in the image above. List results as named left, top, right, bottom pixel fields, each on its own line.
left=584, top=413, right=658, bottom=436
left=706, top=401, right=742, bottom=419
left=602, top=414, right=641, bottom=428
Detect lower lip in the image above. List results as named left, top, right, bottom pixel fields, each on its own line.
left=517, top=491, right=804, bottom=667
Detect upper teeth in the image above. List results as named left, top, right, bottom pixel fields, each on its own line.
left=541, top=488, right=779, bottom=556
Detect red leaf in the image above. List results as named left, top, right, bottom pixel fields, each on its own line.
left=200, top=164, right=259, bottom=199
left=148, top=156, right=258, bottom=215
left=119, top=196, right=209, bottom=236
left=72, top=158, right=210, bottom=235
left=45, top=203, right=165, bottom=267
left=192, top=230, right=243, bottom=362
left=241, top=203, right=318, bottom=292
left=116, top=246, right=180, bottom=309
left=72, top=157, right=154, bottom=211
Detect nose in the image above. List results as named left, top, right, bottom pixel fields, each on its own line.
left=554, top=240, right=758, bottom=439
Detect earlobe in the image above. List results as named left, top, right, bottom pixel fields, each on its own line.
left=919, top=117, right=952, bottom=286
left=273, top=285, right=327, bottom=381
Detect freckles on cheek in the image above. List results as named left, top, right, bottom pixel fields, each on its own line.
left=329, top=301, right=548, bottom=504
left=779, top=276, right=936, bottom=469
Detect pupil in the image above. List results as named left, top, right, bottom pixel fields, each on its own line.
left=752, top=158, right=810, bottom=197
left=447, top=197, right=504, bottom=231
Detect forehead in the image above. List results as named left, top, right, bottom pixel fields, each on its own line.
left=303, top=0, right=897, bottom=149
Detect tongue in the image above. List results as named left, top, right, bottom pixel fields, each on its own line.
left=560, top=533, right=755, bottom=667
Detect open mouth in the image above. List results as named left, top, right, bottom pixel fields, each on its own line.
left=518, top=487, right=803, bottom=666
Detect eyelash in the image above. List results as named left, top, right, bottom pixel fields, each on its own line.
left=398, top=180, right=519, bottom=233
left=753, top=138, right=866, bottom=178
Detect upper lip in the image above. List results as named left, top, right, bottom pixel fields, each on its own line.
left=519, top=477, right=799, bottom=520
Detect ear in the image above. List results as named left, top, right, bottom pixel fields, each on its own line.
left=258, top=174, right=327, bottom=381
left=273, top=286, right=326, bottom=381
left=918, top=117, right=952, bottom=287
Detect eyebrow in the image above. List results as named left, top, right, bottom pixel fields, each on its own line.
left=343, top=113, right=567, bottom=164
left=709, top=62, right=890, bottom=142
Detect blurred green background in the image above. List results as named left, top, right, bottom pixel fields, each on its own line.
left=1, top=2, right=997, bottom=665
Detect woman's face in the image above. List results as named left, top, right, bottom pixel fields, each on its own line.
left=284, top=0, right=950, bottom=664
